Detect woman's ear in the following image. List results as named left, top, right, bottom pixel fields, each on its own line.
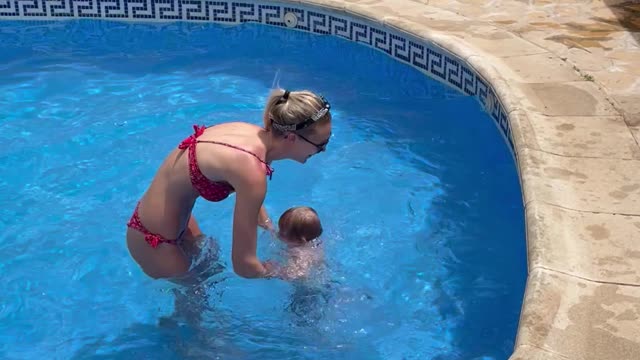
left=283, top=132, right=296, bottom=143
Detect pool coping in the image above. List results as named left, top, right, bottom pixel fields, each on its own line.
left=2, top=0, right=639, bottom=358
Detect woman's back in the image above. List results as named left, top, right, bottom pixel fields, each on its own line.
left=137, top=122, right=267, bottom=239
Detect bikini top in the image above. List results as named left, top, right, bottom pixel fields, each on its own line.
left=177, top=125, right=274, bottom=202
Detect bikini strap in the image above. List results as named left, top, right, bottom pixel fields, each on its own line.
left=178, top=124, right=207, bottom=150
left=196, top=140, right=274, bottom=180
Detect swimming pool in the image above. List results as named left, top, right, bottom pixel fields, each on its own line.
left=0, top=20, right=526, bottom=359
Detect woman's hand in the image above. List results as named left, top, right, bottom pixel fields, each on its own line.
left=259, top=219, right=278, bottom=241
left=258, top=217, right=274, bottom=231
left=258, top=206, right=274, bottom=230
left=262, top=260, right=282, bottom=279
left=258, top=206, right=277, bottom=239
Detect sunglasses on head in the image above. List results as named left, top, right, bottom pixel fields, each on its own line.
left=298, top=132, right=331, bottom=153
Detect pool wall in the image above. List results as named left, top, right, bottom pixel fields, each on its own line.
left=2, top=1, right=639, bottom=359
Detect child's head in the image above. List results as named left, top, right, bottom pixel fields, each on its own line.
left=277, top=206, right=323, bottom=245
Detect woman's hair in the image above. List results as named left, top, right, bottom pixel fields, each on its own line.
left=263, top=89, right=331, bottom=135
left=278, top=206, right=323, bottom=243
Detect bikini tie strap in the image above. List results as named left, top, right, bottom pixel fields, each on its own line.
left=178, top=124, right=206, bottom=149
left=145, top=233, right=162, bottom=248
left=145, top=233, right=177, bottom=248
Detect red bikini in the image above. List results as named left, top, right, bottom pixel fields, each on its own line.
left=127, top=125, right=274, bottom=248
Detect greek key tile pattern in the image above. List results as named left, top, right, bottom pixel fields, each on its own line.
left=0, top=0, right=515, bottom=158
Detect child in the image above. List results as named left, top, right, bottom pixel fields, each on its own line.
left=268, top=206, right=324, bottom=280
left=277, top=206, right=323, bottom=245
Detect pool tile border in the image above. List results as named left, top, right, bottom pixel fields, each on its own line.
left=0, top=0, right=516, bottom=160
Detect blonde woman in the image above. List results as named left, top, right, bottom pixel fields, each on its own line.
left=125, top=89, right=332, bottom=280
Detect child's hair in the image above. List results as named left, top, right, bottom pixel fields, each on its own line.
left=278, top=206, right=323, bottom=243
left=263, top=89, right=331, bottom=136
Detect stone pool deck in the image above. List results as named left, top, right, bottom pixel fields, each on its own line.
left=301, top=0, right=640, bottom=358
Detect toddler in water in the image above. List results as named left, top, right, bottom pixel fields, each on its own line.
left=269, top=206, right=324, bottom=280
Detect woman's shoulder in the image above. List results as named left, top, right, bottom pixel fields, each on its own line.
left=195, top=126, right=268, bottom=186
left=204, top=121, right=261, bottom=133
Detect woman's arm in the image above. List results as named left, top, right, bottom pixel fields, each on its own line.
left=199, top=149, right=276, bottom=279
left=230, top=174, right=271, bottom=278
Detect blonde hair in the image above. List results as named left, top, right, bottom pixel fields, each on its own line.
left=278, top=206, right=323, bottom=243
left=263, top=89, right=331, bottom=135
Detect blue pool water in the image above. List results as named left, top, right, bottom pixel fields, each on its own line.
left=0, top=20, right=526, bottom=359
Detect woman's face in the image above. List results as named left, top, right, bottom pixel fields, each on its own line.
left=291, top=120, right=332, bottom=163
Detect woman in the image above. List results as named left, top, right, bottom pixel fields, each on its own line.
left=126, top=89, right=332, bottom=280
